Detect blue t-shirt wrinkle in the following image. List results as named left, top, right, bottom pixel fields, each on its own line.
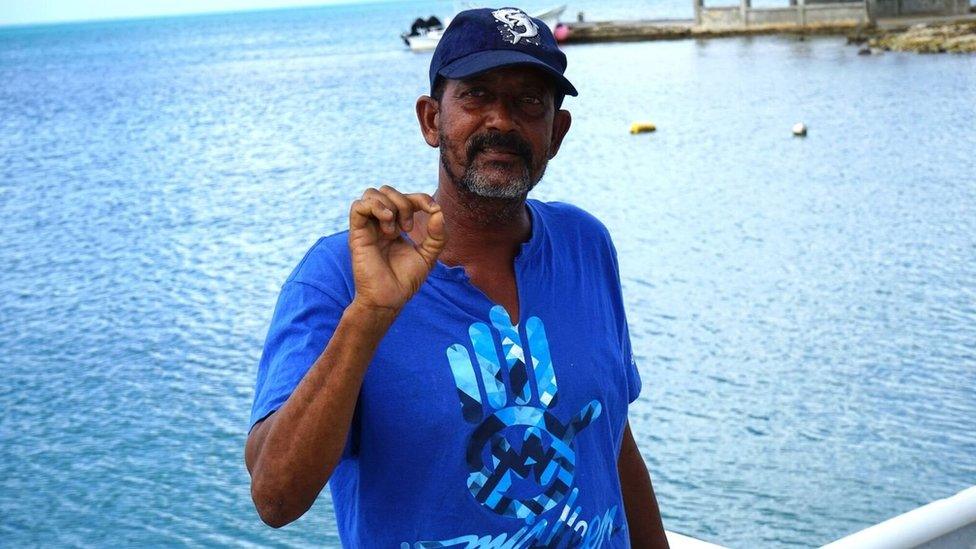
left=249, top=200, right=642, bottom=548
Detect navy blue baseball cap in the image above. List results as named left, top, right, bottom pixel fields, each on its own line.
left=429, top=7, right=578, bottom=100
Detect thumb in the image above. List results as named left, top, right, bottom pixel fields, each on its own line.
left=416, top=207, right=447, bottom=268
left=562, top=400, right=602, bottom=443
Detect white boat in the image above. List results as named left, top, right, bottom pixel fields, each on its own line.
left=403, top=27, right=445, bottom=53
left=402, top=5, right=567, bottom=53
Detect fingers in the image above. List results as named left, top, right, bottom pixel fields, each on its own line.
left=525, top=317, right=558, bottom=409
left=353, top=186, right=442, bottom=236
left=350, top=186, right=446, bottom=267
left=400, top=190, right=440, bottom=216
left=489, top=306, right=531, bottom=406
left=446, top=344, right=485, bottom=423
left=349, top=195, right=397, bottom=236
left=376, top=185, right=415, bottom=232
left=379, top=188, right=446, bottom=266
left=563, top=400, right=603, bottom=443
left=469, top=322, right=507, bottom=410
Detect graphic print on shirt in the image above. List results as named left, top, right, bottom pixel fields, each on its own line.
left=445, top=306, right=602, bottom=521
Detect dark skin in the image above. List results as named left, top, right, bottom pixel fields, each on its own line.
left=414, top=67, right=572, bottom=320
left=245, top=66, right=669, bottom=547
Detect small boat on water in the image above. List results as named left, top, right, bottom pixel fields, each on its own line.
left=400, top=15, right=445, bottom=51
left=401, top=5, right=567, bottom=52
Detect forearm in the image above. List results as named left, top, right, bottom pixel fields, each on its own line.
left=247, top=299, right=397, bottom=527
left=619, top=424, right=669, bottom=548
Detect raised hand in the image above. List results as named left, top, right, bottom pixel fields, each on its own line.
left=348, top=186, right=446, bottom=312
left=446, top=306, right=602, bottom=522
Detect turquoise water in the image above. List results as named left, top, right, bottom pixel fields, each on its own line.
left=2, top=1, right=975, bottom=547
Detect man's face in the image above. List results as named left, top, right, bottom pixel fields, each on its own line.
left=436, top=67, right=561, bottom=199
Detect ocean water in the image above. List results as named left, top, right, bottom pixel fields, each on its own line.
left=1, top=1, right=975, bottom=547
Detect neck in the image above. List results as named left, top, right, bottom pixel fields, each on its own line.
left=430, top=172, right=532, bottom=267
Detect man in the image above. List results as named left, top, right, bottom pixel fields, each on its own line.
left=245, top=7, right=669, bottom=548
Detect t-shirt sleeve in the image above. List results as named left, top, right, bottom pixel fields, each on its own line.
left=620, top=309, right=642, bottom=404
left=606, top=231, right=642, bottom=404
left=248, top=280, right=348, bottom=433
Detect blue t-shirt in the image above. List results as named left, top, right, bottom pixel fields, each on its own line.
left=249, top=200, right=642, bottom=548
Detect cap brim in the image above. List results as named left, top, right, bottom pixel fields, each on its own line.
left=437, top=49, right=578, bottom=97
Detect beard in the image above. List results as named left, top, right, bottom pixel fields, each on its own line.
left=440, top=131, right=547, bottom=199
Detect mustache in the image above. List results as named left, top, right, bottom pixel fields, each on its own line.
left=466, top=132, right=533, bottom=166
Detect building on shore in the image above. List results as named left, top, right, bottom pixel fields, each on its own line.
left=693, top=0, right=971, bottom=27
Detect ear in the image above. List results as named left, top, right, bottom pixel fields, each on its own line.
left=546, top=109, right=572, bottom=159
left=416, top=95, right=440, bottom=148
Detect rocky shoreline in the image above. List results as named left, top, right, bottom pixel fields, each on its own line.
left=849, top=21, right=976, bottom=53
left=561, top=17, right=976, bottom=54
left=561, top=20, right=863, bottom=44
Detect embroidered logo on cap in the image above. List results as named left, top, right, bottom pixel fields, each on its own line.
left=492, top=8, right=541, bottom=45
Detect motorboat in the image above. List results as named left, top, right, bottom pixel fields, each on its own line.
left=400, top=15, right=445, bottom=52
left=401, top=5, right=567, bottom=52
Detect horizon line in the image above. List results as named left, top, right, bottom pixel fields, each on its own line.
left=0, top=0, right=411, bottom=30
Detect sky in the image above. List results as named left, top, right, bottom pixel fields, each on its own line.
left=0, top=0, right=398, bottom=27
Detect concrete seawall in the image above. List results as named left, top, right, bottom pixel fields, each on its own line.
left=559, top=10, right=976, bottom=45
left=560, top=19, right=865, bottom=44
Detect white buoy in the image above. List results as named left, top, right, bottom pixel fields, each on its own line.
left=792, top=122, right=808, bottom=137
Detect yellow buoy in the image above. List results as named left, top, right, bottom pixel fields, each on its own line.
left=630, top=122, right=656, bottom=134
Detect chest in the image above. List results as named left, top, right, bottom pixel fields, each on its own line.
left=464, top=263, right=520, bottom=320
left=356, top=271, right=631, bottom=465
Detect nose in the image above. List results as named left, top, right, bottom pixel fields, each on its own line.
left=484, top=96, right=517, bottom=133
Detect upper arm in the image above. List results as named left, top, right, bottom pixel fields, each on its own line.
left=245, top=278, right=349, bottom=478
left=249, top=281, right=348, bottom=432
left=619, top=420, right=639, bottom=463
left=245, top=413, right=274, bottom=476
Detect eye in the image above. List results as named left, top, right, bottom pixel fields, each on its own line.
left=520, top=94, right=543, bottom=105
left=462, top=86, right=488, bottom=98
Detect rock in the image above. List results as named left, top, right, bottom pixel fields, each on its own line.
left=872, top=22, right=976, bottom=54
left=858, top=46, right=871, bottom=55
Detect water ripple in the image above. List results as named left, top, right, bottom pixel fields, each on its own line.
left=2, top=4, right=976, bottom=548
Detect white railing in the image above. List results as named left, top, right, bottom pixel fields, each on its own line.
left=821, top=485, right=976, bottom=549
left=666, top=484, right=976, bottom=549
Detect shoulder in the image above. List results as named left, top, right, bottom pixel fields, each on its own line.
left=284, top=230, right=355, bottom=303
left=529, top=199, right=614, bottom=247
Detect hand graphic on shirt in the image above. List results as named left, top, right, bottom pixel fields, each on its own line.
left=446, top=306, right=602, bottom=522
